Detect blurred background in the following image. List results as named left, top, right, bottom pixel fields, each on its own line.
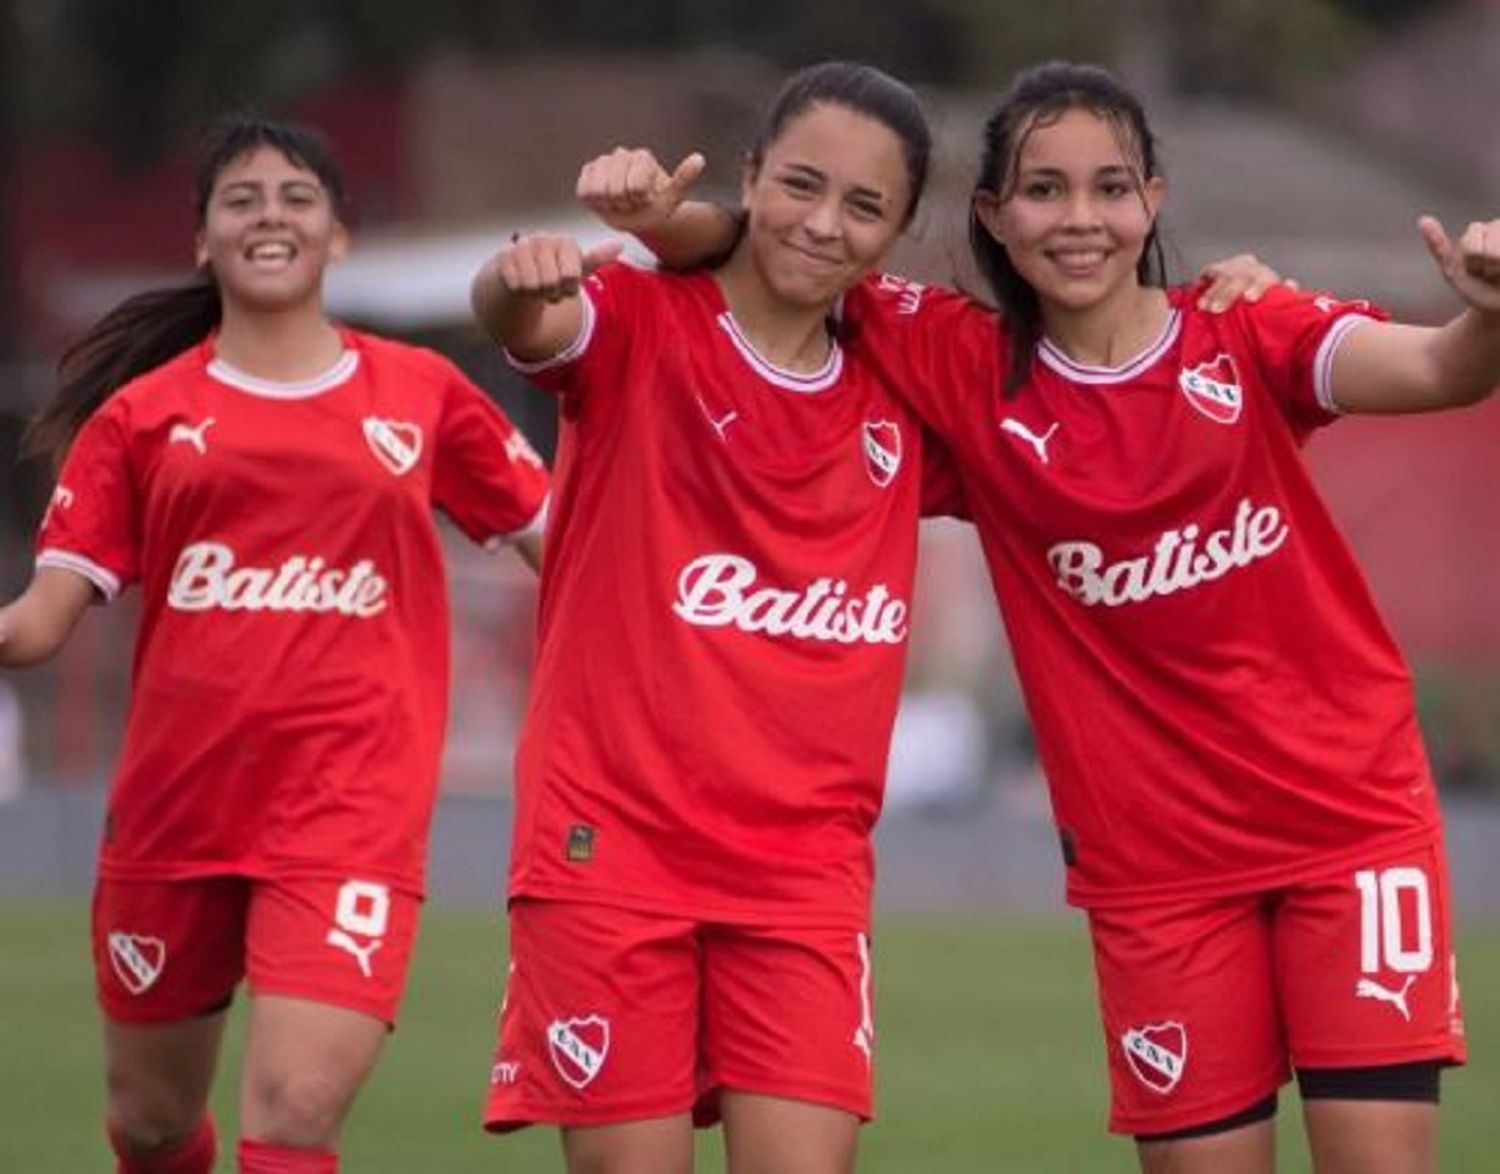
left=2, top=2, right=1499, bottom=1170
left=2, top=0, right=1497, bottom=858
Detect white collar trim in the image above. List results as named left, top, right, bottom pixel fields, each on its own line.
left=208, top=349, right=360, bottom=399
left=715, top=312, right=843, bottom=393
left=1038, top=310, right=1181, bottom=385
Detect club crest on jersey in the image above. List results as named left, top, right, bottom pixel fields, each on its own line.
left=362, top=417, right=423, bottom=476
left=862, top=420, right=902, bottom=488
left=547, top=1015, right=610, bottom=1089
left=1121, top=1022, right=1188, bottom=1094
left=107, top=931, right=166, bottom=995
left=1178, top=354, right=1242, bottom=424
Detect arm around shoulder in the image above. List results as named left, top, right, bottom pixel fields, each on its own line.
left=0, top=568, right=97, bottom=667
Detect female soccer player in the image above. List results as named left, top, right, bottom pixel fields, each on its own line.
left=471, top=62, right=969, bottom=1174
left=583, top=60, right=1498, bottom=1174
left=0, top=119, right=549, bottom=1174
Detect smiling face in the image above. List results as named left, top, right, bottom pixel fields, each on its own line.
left=975, top=106, right=1163, bottom=317
left=738, top=101, right=913, bottom=311
left=194, top=144, right=348, bottom=315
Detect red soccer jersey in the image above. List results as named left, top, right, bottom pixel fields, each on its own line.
left=507, top=262, right=961, bottom=927
left=37, top=330, right=549, bottom=894
left=844, top=275, right=1441, bottom=907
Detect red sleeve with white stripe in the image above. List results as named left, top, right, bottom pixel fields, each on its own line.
left=35, top=400, right=140, bottom=600
left=432, top=371, right=552, bottom=547
left=502, top=260, right=644, bottom=416
left=1229, top=284, right=1388, bottom=433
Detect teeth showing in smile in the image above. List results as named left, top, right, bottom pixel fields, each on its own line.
left=1052, top=249, right=1105, bottom=271
left=247, top=243, right=294, bottom=264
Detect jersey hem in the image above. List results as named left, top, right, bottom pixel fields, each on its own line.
left=97, top=859, right=426, bottom=899
left=1063, top=823, right=1441, bottom=910
left=507, top=880, right=871, bottom=931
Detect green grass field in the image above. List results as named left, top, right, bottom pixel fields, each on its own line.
left=2, top=905, right=1495, bottom=1171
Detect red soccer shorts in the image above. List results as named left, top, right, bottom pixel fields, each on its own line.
left=484, top=899, right=877, bottom=1131
left=92, top=874, right=421, bottom=1025
left=1087, top=838, right=1466, bottom=1136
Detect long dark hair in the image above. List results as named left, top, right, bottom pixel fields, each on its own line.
left=24, top=118, right=349, bottom=465
left=708, top=60, right=933, bottom=268
left=969, top=61, right=1168, bottom=396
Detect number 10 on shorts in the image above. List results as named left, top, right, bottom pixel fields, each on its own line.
left=1354, top=867, right=1432, bottom=974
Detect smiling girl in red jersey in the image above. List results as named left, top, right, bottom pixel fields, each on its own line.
left=0, top=120, right=548, bottom=1174
left=470, top=63, right=974, bottom=1174
left=839, top=64, right=1494, bottom=1174
left=596, top=58, right=1500, bottom=1174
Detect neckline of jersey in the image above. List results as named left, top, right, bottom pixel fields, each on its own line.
left=205, top=346, right=361, bottom=399
left=1037, top=308, right=1182, bottom=385
left=714, top=311, right=843, bottom=393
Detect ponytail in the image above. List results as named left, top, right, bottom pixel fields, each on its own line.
left=24, top=275, right=221, bottom=467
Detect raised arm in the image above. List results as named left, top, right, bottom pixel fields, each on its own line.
left=470, top=234, right=622, bottom=363
left=0, top=568, right=97, bottom=667
left=576, top=148, right=738, bottom=270
left=1328, top=216, right=1500, bottom=414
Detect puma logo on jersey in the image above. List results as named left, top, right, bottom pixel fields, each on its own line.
left=695, top=394, right=740, bottom=442
left=326, top=928, right=382, bottom=979
left=169, top=418, right=216, bottom=454
left=1000, top=417, right=1060, bottom=464
left=363, top=417, right=422, bottom=476
left=1356, top=975, right=1416, bottom=1021
left=107, top=932, right=166, bottom=995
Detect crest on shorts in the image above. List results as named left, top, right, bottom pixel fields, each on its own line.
left=547, top=1015, right=611, bottom=1089
left=862, top=420, right=902, bottom=488
left=107, top=931, right=166, bottom=995
left=362, top=417, right=423, bottom=476
left=1121, top=1021, right=1188, bottom=1094
left=1179, top=355, right=1242, bottom=425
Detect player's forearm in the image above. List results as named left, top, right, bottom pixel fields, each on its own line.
left=0, top=601, right=76, bottom=666
left=471, top=253, right=588, bottom=364
left=470, top=256, right=547, bottom=349
left=639, top=201, right=741, bottom=270
left=1426, top=307, right=1500, bottom=407
left=1333, top=312, right=1500, bottom=415
left=0, top=569, right=96, bottom=667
